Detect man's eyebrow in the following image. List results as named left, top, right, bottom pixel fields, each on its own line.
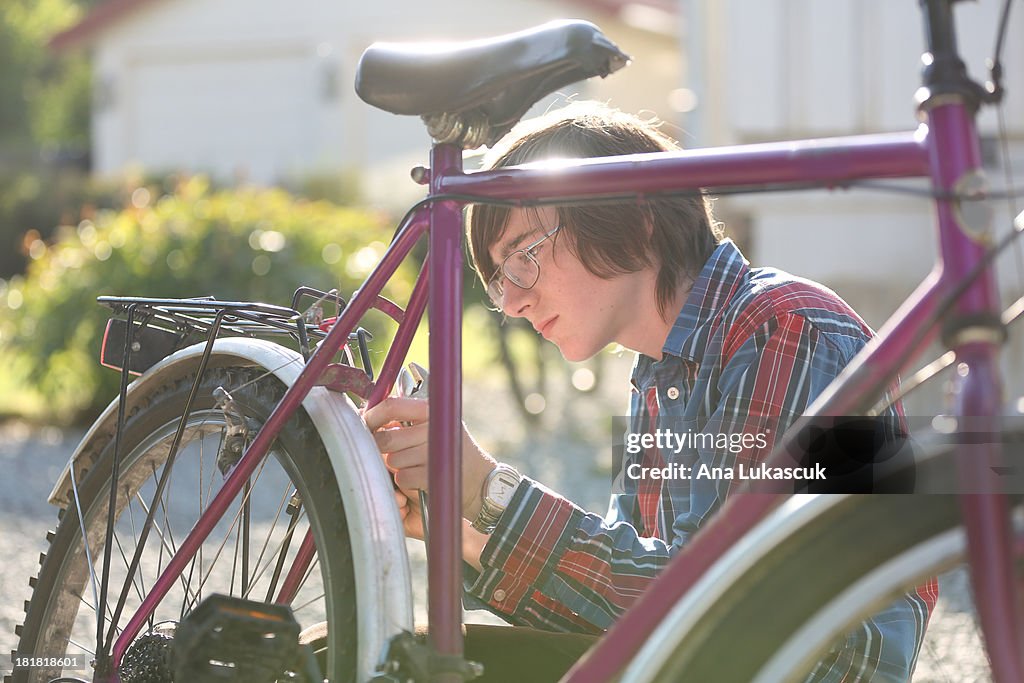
left=498, top=230, right=534, bottom=259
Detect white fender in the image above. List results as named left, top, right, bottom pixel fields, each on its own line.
left=48, top=338, right=414, bottom=680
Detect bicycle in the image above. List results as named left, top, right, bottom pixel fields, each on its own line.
left=9, top=1, right=1024, bottom=681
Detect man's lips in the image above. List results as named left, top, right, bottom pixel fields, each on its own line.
left=536, top=316, right=558, bottom=338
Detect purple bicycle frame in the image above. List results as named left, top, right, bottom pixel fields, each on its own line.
left=106, top=79, right=1021, bottom=683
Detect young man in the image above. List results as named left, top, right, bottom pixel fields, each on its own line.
left=364, top=102, right=936, bottom=682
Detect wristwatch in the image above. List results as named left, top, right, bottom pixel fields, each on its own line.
left=470, top=464, right=521, bottom=533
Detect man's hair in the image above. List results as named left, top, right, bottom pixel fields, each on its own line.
left=467, top=101, right=723, bottom=319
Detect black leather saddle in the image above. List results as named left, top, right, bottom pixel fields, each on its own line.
left=355, top=20, right=629, bottom=149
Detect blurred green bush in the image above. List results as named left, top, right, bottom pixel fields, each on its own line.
left=0, top=166, right=123, bottom=278
left=0, top=176, right=416, bottom=423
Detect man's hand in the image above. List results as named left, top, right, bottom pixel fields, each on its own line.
left=394, top=488, right=490, bottom=571
left=393, top=488, right=424, bottom=540
left=363, top=397, right=498, bottom=523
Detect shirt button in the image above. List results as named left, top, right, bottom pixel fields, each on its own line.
left=666, top=387, right=680, bottom=400
left=493, top=589, right=507, bottom=602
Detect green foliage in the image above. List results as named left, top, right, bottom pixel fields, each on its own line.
left=0, top=177, right=416, bottom=422
left=0, top=166, right=133, bottom=277
left=29, top=55, right=91, bottom=148
left=0, top=0, right=90, bottom=148
left=287, top=170, right=364, bottom=207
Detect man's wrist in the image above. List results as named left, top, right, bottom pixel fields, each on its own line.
left=463, top=522, right=489, bottom=572
left=464, top=461, right=496, bottom=522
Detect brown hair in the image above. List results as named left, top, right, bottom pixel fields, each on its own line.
left=467, top=101, right=722, bottom=319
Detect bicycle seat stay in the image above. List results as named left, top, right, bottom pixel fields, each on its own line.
left=355, top=20, right=629, bottom=149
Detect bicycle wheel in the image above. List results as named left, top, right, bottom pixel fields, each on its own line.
left=9, top=363, right=357, bottom=683
left=618, top=431, right=1024, bottom=683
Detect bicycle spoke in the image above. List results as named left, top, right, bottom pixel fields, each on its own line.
left=154, top=463, right=181, bottom=563
left=230, top=509, right=242, bottom=596
left=68, top=459, right=102, bottom=648
left=242, top=482, right=294, bottom=599
left=112, top=530, right=147, bottom=606
left=124, top=491, right=148, bottom=598
left=243, top=508, right=310, bottom=602
left=180, top=548, right=200, bottom=621
left=73, top=591, right=121, bottom=636
left=242, top=480, right=251, bottom=595
left=134, top=491, right=201, bottom=607
left=69, top=639, right=96, bottom=657
left=180, top=454, right=273, bottom=614
left=125, top=490, right=154, bottom=632
left=143, top=464, right=180, bottom=559
left=291, top=592, right=327, bottom=614
left=265, top=491, right=304, bottom=602
left=198, top=421, right=206, bottom=611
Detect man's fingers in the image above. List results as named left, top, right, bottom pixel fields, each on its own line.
left=363, top=397, right=429, bottom=431
left=383, top=444, right=428, bottom=473
left=373, top=422, right=429, bottom=456
left=394, top=466, right=428, bottom=493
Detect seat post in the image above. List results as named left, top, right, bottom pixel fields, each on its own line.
left=426, top=142, right=469, bottom=681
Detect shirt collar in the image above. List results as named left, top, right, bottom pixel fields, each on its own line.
left=662, top=238, right=749, bottom=360
left=631, top=239, right=750, bottom=387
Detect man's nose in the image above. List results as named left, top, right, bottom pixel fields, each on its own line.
left=501, top=282, right=533, bottom=317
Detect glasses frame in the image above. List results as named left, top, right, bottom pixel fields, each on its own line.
left=486, top=223, right=562, bottom=308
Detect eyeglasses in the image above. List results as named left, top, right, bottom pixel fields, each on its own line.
left=486, top=224, right=562, bottom=308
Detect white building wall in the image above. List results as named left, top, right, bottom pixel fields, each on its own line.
left=684, top=0, right=1024, bottom=413
left=88, top=0, right=679, bottom=200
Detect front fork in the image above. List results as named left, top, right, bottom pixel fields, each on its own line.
left=951, top=343, right=1023, bottom=680
left=926, top=84, right=1024, bottom=677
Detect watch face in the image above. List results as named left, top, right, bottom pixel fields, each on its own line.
left=488, top=470, right=520, bottom=507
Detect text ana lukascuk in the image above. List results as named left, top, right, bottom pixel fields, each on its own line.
left=625, top=462, right=827, bottom=481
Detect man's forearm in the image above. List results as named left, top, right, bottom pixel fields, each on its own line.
left=463, top=523, right=490, bottom=572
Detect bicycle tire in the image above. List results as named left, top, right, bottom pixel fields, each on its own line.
left=618, top=432, right=1023, bottom=683
left=9, top=363, right=358, bottom=683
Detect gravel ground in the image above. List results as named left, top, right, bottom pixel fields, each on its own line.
left=0, top=354, right=994, bottom=680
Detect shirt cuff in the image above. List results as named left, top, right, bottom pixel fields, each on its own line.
left=465, top=476, right=584, bottom=614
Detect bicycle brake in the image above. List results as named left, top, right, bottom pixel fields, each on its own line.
left=213, top=387, right=255, bottom=476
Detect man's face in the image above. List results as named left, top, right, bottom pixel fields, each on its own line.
left=487, top=208, right=643, bottom=362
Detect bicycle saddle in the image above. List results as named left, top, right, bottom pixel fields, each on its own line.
left=355, top=20, right=629, bottom=149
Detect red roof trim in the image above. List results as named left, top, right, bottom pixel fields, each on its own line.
left=49, top=0, right=160, bottom=51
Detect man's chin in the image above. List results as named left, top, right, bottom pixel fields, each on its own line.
left=555, top=341, right=599, bottom=364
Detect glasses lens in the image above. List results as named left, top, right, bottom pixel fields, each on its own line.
left=505, top=251, right=539, bottom=289
left=487, top=277, right=504, bottom=308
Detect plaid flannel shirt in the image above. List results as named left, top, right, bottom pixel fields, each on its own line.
left=465, top=239, right=937, bottom=680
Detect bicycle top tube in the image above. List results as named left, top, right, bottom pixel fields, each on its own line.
left=433, top=129, right=932, bottom=200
